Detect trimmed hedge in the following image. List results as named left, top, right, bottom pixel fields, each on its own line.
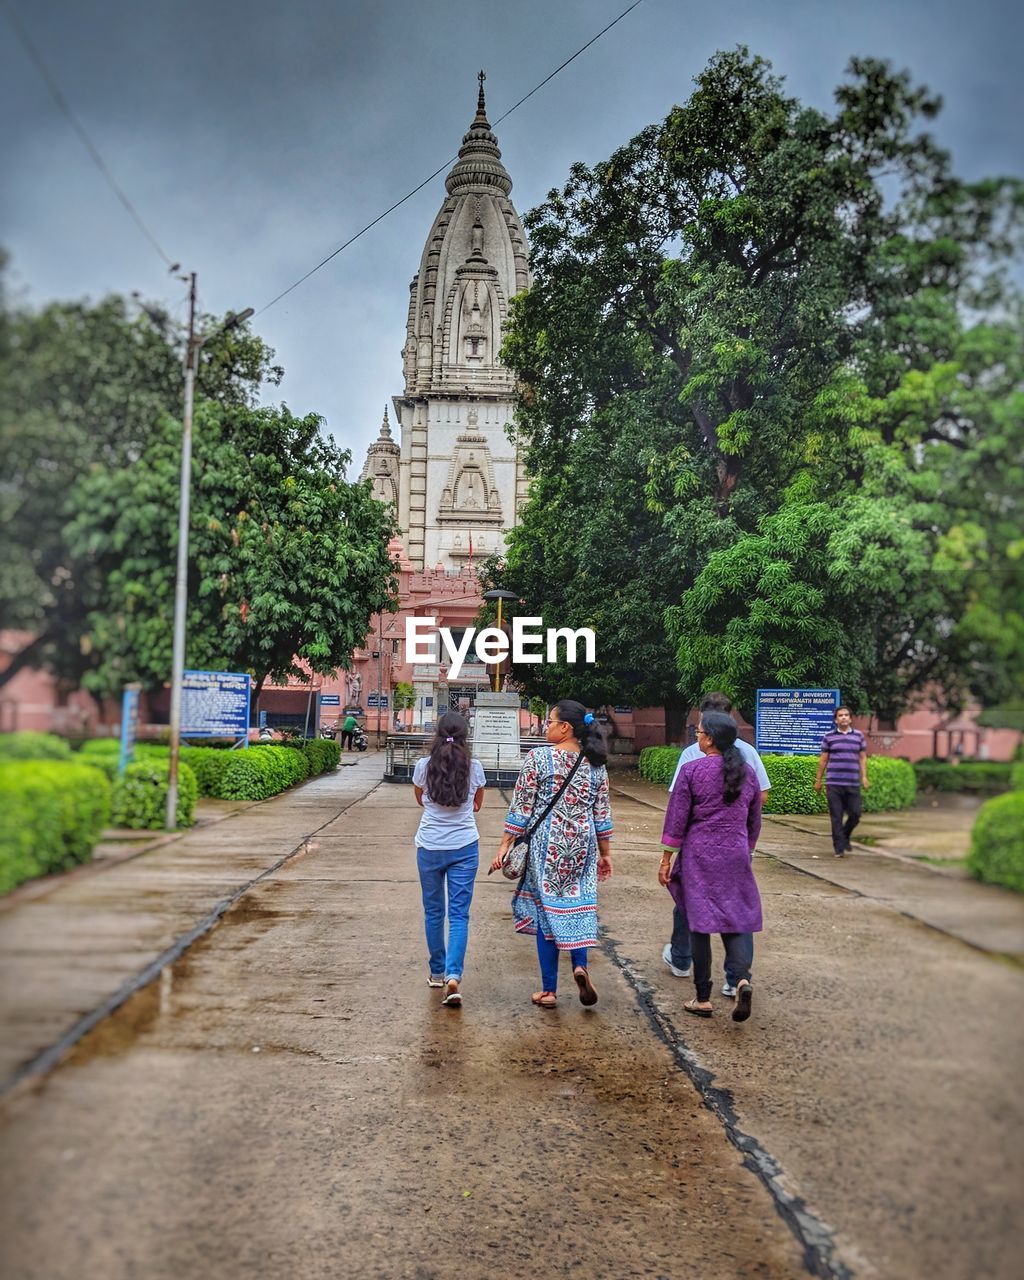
left=0, top=760, right=111, bottom=893
left=639, top=746, right=916, bottom=813
left=301, top=738, right=341, bottom=775
left=913, top=760, right=1013, bottom=795
left=180, top=746, right=236, bottom=797
left=221, top=745, right=308, bottom=800
left=1010, top=762, right=1024, bottom=792
left=638, top=746, right=684, bottom=786
left=0, top=731, right=73, bottom=761
left=109, top=760, right=198, bottom=830
left=967, top=792, right=1024, bottom=893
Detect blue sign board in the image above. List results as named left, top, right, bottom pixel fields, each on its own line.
left=182, top=670, right=251, bottom=740
left=118, top=686, right=140, bottom=775
left=613, top=706, right=633, bottom=714
left=367, top=693, right=389, bottom=708
left=755, top=688, right=839, bottom=755
left=320, top=694, right=341, bottom=706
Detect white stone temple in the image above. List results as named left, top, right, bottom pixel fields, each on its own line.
left=360, top=72, right=531, bottom=571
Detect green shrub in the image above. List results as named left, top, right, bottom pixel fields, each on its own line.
left=1010, top=762, right=1024, bottom=792
left=638, top=746, right=683, bottom=786
left=0, top=760, right=111, bottom=892
left=913, top=760, right=1013, bottom=794
left=180, top=746, right=236, bottom=797
left=218, top=752, right=277, bottom=800
left=0, top=731, right=72, bottom=761
left=863, top=757, right=917, bottom=811
left=110, top=760, right=197, bottom=829
left=967, top=792, right=1024, bottom=893
left=760, top=754, right=915, bottom=813
left=302, top=738, right=340, bottom=776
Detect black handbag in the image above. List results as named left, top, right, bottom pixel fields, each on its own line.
left=501, top=751, right=585, bottom=887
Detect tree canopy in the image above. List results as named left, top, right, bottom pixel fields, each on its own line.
left=1, top=271, right=397, bottom=698
left=497, top=49, right=1023, bottom=723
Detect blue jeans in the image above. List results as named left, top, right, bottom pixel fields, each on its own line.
left=671, top=906, right=749, bottom=986
left=416, top=840, right=479, bottom=981
left=535, top=930, right=588, bottom=993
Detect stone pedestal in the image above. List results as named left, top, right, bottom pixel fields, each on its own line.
left=471, top=691, right=522, bottom=772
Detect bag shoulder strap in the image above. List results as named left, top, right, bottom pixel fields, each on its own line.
left=519, top=750, right=585, bottom=845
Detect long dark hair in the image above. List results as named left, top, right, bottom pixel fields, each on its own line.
left=701, top=711, right=746, bottom=804
left=425, top=712, right=472, bottom=807
left=555, top=699, right=608, bottom=766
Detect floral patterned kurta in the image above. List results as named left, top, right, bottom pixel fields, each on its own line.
left=503, top=746, right=614, bottom=950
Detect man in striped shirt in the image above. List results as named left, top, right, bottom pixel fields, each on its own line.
left=814, top=706, right=869, bottom=857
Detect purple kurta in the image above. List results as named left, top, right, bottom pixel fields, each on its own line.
left=661, top=755, right=763, bottom=934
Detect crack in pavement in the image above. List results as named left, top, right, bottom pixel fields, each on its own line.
left=598, top=924, right=853, bottom=1280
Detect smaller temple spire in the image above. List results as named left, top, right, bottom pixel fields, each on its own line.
left=380, top=404, right=392, bottom=439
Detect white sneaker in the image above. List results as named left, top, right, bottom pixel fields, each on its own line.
left=722, top=982, right=738, bottom=998
left=662, top=943, right=693, bottom=978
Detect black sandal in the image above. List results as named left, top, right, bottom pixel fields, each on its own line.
left=732, top=982, right=752, bottom=1022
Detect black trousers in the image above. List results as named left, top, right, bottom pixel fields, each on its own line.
left=692, top=932, right=753, bottom=1003
left=341, top=730, right=354, bottom=750
left=827, top=785, right=862, bottom=852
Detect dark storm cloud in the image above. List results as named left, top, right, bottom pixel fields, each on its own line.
left=2, top=0, right=1021, bottom=466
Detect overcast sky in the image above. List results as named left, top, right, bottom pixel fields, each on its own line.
left=2, top=0, right=1021, bottom=469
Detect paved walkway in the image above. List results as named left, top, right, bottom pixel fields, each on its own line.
left=0, top=756, right=386, bottom=1089
left=0, top=761, right=1022, bottom=1278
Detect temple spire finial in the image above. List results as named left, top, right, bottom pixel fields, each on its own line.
left=476, top=69, right=487, bottom=119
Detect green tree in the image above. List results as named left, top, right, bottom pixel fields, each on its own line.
left=501, top=50, right=1022, bottom=722
left=63, top=401, right=397, bottom=700
left=0, top=272, right=281, bottom=687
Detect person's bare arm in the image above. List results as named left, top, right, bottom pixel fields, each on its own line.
left=860, top=749, right=870, bottom=789
left=473, top=786, right=485, bottom=812
left=413, top=785, right=425, bottom=807
left=813, top=749, right=829, bottom=792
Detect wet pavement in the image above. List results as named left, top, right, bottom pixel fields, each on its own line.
left=0, top=762, right=1022, bottom=1278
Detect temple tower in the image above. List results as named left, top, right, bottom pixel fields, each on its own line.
left=370, top=72, right=531, bottom=570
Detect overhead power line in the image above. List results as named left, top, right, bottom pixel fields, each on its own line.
left=2, top=0, right=176, bottom=270
left=255, top=0, right=647, bottom=316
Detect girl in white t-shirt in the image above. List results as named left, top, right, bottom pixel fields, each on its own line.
left=412, top=712, right=486, bottom=1007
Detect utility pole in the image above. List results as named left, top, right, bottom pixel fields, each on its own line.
left=165, top=272, right=198, bottom=831
left=165, top=277, right=254, bottom=830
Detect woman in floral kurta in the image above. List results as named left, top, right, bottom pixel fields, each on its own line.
left=490, top=700, right=613, bottom=1008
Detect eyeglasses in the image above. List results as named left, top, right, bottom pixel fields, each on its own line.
left=543, top=717, right=562, bottom=729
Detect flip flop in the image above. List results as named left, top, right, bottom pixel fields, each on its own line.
left=573, top=967, right=598, bottom=1007
left=531, top=991, right=557, bottom=1009
left=683, top=999, right=713, bottom=1019
left=441, top=980, right=462, bottom=1008
left=732, top=983, right=753, bottom=1023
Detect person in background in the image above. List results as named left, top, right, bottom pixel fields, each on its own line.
left=814, top=706, right=869, bottom=857
left=490, top=700, right=613, bottom=1010
left=413, top=712, right=486, bottom=1007
left=660, top=711, right=763, bottom=1023
left=663, top=692, right=770, bottom=999
left=340, top=712, right=358, bottom=752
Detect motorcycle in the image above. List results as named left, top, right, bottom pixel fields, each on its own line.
left=320, top=724, right=337, bottom=739
left=351, top=725, right=369, bottom=752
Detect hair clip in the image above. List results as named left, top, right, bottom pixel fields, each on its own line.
left=445, top=736, right=454, bottom=743
left=583, top=712, right=595, bottom=725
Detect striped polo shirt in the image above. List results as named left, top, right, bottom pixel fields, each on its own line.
left=821, top=728, right=867, bottom=787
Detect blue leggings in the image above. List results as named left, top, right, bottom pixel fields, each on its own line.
left=535, top=931, right=587, bottom=992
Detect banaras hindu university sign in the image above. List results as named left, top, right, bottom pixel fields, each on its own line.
left=755, top=688, right=839, bottom=755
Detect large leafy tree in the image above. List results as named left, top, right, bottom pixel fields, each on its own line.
left=0, top=269, right=281, bottom=687
left=64, top=402, right=397, bottom=700
left=499, top=50, right=1022, bottom=723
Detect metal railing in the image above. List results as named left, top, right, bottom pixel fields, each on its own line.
left=383, top=734, right=547, bottom=784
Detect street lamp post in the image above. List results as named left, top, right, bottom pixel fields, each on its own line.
left=165, top=275, right=254, bottom=830
left=482, top=588, right=517, bottom=693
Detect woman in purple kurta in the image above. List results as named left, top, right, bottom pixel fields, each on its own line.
left=659, top=711, right=762, bottom=1022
